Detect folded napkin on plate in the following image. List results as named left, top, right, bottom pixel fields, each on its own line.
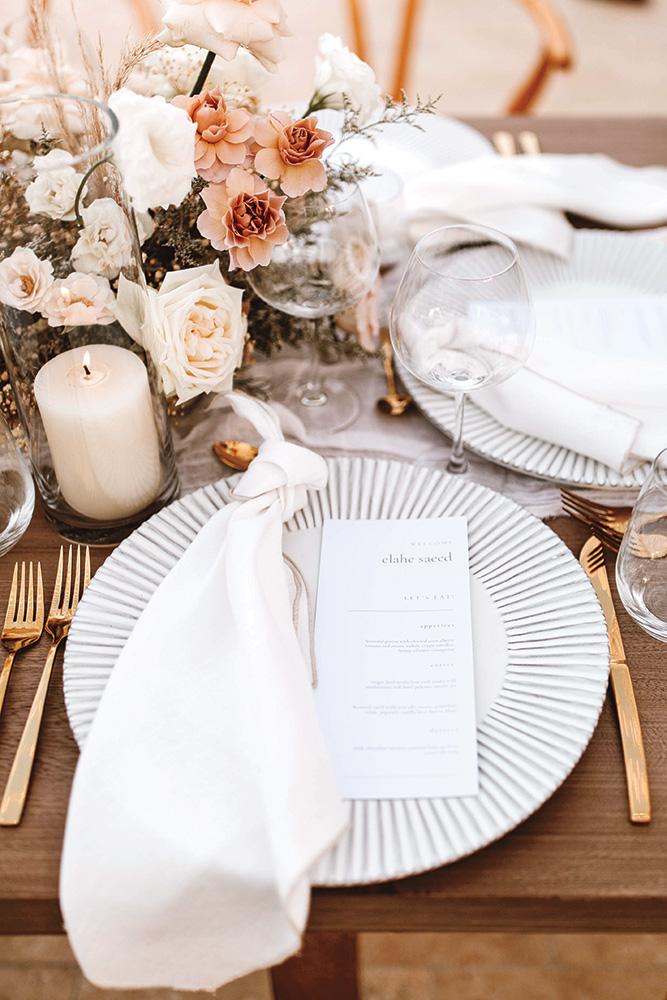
left=60, top=393, right=346, bottom=992
left=475, top=334, right=667, bottom=474
left=405, top=154, right=667, bottom=257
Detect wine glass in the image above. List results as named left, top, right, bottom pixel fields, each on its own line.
left=616, top=447, right=667, bottom=642
left=390, top=224, right=535, bottom=474
left=248, top=180, right=380, bottom=435
left=0, top=413, right=34, bottom=557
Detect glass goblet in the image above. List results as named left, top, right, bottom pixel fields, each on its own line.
left=390, top=224, right=535, bottom=474
left=0, top=414, right=34, bottom=557
left=616, top=447, right=667, bottom=642
left=247, top=180, right=380, bottom=435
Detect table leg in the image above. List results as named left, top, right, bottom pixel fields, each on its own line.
left=270, top=932, right=360, bottom=1000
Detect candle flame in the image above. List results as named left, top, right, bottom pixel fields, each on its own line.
left=82, top=351, right=92, bottom=378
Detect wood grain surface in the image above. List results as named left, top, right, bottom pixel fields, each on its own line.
left=1, top=118, right=666, bottom=938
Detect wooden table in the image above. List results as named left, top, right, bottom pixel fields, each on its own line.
left=1, top=118, right=667, bottom=1000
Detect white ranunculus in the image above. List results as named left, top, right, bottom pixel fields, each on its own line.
left=42, top=272, right=116, bottom=328
left=313, top=33, right=383, bottom=124
left=115, top=262, right=246, bottom=403
left=108, top=88, right=196, bottom=213
left=71, top=198, right=134, bottom=279
left=25, top=150, right=83, bottom=221
left=160, top=0, right=291, bottom=72
left=0, top=247, right=54, bottom=312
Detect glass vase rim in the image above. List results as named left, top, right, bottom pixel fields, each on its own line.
left=0, top=92, right=118, bottom=173
left=413, top=223, right=520, bottom=281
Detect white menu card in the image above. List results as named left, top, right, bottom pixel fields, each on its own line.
left=313, top=517, right=478, bottom=800
left=533, top=295, right=667, bottom=361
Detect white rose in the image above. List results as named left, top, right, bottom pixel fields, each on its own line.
left=71, top=198, right=134, bottom=279
left=25, top=150, right=83, bottom=222
left=0, top=247, right=54, bottom=312
left=160, top=0, right=291, bottom=72
left=108, top=88, right=196, bottom=214
left=115, top=262, right=246, bottom=403
left=0, top=96, right=49, bottom=140
left=313, top=33, right=383, bottom=124
left=135, top=210, right=155, bottom=246
left=43, top=272, right=116, bottom=328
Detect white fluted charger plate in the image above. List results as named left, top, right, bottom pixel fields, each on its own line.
left=64, top=457, right=609, bottom=886
left=401, top=230, right=665, bottom=489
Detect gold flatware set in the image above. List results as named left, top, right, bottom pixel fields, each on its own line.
left=563, top=489, right=651, bottom=823
left=492, top=129, right=542, bottom=156
left=579, top=537, right=650, bottom=823
left=0, top=545, right=90, bottom=826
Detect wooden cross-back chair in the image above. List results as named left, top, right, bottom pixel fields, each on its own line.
left=346, top=0, right=574, bottom=114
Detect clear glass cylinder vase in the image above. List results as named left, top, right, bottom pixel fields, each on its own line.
left=0, top=93, right=179, bottom=544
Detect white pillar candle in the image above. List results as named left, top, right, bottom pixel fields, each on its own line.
left=34, top=344, right=163, bottom=521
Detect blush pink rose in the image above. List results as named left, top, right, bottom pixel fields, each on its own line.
left=173, top=87, right=254, bottom=182
left=197, top=167, right=288, bottom=270
left=253, top=109, right=334, bottom=197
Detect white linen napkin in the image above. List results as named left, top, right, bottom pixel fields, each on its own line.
left=60, top=392, right=347, bottom=992
left=405, top=154, right=667, bottom=257
left=475, top=333, right=667, bottom=474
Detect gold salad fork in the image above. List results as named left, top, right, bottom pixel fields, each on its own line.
left=0, top=546, right=90, bottom=826
left=491, top=130, right=542, bottom=156
left=0, top=562, right=44, bottom=721
left=561, top=488, right=667, bottom=558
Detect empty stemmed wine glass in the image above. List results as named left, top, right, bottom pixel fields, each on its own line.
left=390, top=224, right=535, bottom=473
left=248, top=179, right=380, bottom=435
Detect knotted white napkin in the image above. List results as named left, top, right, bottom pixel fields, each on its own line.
left=60, top=392, right=346, bottom=992
left=406, top=154, right=667, bottom=257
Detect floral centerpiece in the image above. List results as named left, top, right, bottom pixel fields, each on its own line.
left=0, top=0, right=436, bottom=418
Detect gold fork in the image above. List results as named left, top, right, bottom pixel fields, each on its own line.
left=0, top=562, right=44, bottom=721
left=491, top=130, right=542, bottom=156
left=561, top=489, right=632, bottom=535
left=561, top=488, right=667, bottom=558
left=0, top=545, right=90, bottom=826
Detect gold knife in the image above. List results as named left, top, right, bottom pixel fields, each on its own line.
left=580, top=536, right=650, bottom=823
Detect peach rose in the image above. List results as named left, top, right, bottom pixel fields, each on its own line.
left=172, top=87, right=254, bottom=183
left=197, top=167, right=288, bottom=270
left=253, top=110, right=334, bottom=197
